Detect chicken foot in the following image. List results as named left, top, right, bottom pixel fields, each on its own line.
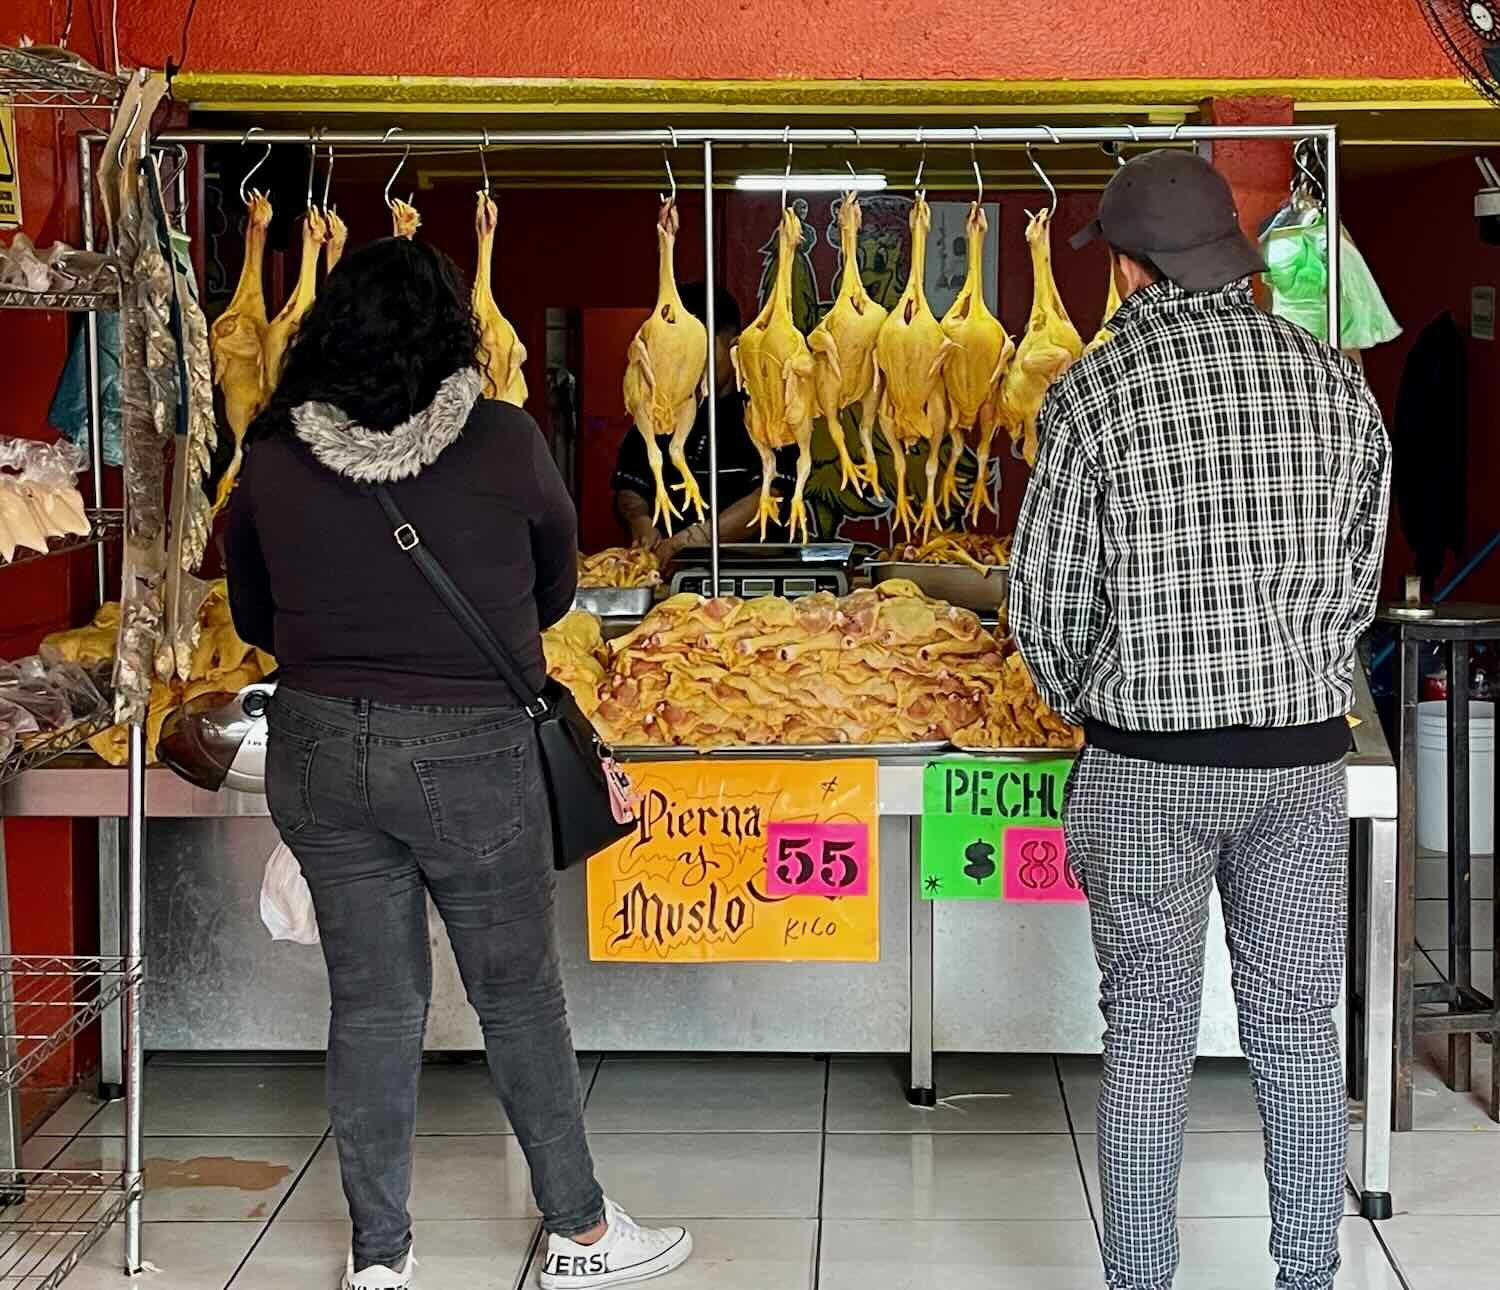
left=667, top=391, right=708, bottom=522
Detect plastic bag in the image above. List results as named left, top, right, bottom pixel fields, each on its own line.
left=260, top=842, right=320, bottom=945
left=50, top=312, right=124, bottom=469
left=1261, top=212, right=1401, bottom=351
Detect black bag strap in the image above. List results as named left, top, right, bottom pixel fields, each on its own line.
left=371, top=485, right=549, bottom=717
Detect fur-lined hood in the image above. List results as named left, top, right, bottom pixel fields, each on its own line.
left=291, top=367, right=483, bottom=483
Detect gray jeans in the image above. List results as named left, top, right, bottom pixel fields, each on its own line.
left=266, top=686, right=604, bottom=1270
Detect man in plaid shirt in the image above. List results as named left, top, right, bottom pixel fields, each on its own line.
left=1010, top=151, right=1390, bottom=1290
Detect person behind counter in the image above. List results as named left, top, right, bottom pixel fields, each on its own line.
left=224, top=237, right=691, bottom=1290
left=612, top=282, right=800, bottom=558
left=1010, top=152, right=1391, bottom=1290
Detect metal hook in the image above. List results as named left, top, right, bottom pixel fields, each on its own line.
left=239, top=127, right=271, bottom=206
left=1026, top=141, right=1058, bottom=218
left=479, top=128, right=491, bottom=196
left=322, top=144, right=335, bottom=210
left=305, top=139, right=319, bottom=212
left=156, top=144, right=188, bottom=197
left=1169, top=122, right=1186, bottom=142
left=115, top=94, right=143, bottom=169
left=384, top=132, right=412, bottom=210
left=914, top=127, right=927, bottom=192
left=970, top=126, right=984, bottom=205
left=659, top=133, right=677, bottom=207
left=781, top=126, right=793, bottom=210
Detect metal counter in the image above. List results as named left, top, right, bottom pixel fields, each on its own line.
left=0, top=675, right=1396, bottom=1217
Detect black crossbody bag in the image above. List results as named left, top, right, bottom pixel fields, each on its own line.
left=372, top=486, right=635, bottom=870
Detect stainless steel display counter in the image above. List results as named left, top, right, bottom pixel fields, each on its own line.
left=0, top=675, right=1396, bottom=1218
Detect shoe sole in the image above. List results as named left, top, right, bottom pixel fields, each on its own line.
left=538, top=1231, right=692, bottom=1289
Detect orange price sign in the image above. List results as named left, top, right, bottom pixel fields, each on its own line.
left=586, top=759, right=879, bottom=963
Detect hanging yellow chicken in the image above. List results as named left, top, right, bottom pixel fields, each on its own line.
left=732, top=207, right=817, bottom=543
left=474, top=193, right=529, bottom=407
left=1084, top=261, right=1123, bottom=354
left=263, top=207, right=329, bottom=391
left=939, top=202, right=1013, bottom=522
left=807, top=194, right=888, bottom=496
left=209, top=191, right=273, bottom=515
left=873, top=193, right=954, bottom=540
left=623, top=200, right=709, bottom=531
left=1002, top=209, right=1083, bottom=467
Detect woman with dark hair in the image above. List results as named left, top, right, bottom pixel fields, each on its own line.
left=226, top=237, right=691, bottom=1290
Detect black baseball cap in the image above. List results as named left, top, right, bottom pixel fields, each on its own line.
left=1070, top=150, right=1266, bottom=292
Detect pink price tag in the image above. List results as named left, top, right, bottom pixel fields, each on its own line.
left=1003, top=825, right=1086, bottom=903
left=765, top=822, right=871, bottom=898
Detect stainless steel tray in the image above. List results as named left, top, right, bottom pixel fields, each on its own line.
left=866, top=561, right=1008, bottom=612
left=573, top=587, right=656, bottom=618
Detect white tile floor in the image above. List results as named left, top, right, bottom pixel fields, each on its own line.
left=24, top=1049, right=1499, bottom=1290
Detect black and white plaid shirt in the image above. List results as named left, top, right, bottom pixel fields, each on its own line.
left=1010, top=278, right=1391, bottom=731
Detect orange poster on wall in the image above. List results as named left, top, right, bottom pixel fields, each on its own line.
left=587, top=759, right=880, bottom=963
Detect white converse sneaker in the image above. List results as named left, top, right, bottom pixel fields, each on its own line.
left=538, top=1199, right=692, bottom=1288
left=340, top=1249, right=415, bottom=1290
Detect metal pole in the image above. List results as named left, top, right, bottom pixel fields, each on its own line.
left=78, top=134, right=107, bottom=606
left=702, top=139, right=720, bottom=594
left=1324, top=128, right=1341, bottom=351
left=1360, top=817, right=1396, bottom=1219
left=0, top=822, right=21, bottom=1187
left=139, top=124, right=1342, bottom=147
left=123, top=721, right=145, bottom=1273
left=907, top=818, right=935, bottom=1105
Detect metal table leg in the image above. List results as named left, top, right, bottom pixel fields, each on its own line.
left=1446, top=644, right=1473, bottom=1092
left=1359, top=817, right=1396, bottom=1220
left=907, top=817, right=935, bottom=1106
left=1394, top=633, right=1419, bottom=1130
left=97, top=818, right=124, bottom=1101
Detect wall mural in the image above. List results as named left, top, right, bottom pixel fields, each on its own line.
left=750, top=194, right=999, bottom=542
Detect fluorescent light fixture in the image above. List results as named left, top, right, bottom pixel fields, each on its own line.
left=734, top=172, right=887, bottom=193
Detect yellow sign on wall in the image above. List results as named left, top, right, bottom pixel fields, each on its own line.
left=0, top=106, right=20, bottom=229
left=587, top=759, right=880, bottom=963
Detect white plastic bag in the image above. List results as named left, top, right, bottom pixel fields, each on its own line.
left=259, top=842, right=320, bottom=945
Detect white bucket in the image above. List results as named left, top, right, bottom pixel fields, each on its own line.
left=1417, top=700, right=1495, bottom=855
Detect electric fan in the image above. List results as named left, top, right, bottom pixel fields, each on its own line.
left=1417, top=0, right=1500, bottom=104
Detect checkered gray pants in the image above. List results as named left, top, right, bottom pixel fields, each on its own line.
left=1065, top=748, right=1348, bottom=1290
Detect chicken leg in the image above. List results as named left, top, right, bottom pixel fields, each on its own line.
left=917, top=385, right=951, bottom=540
left=325, top=209, right=348, bottom=274
left=966, top=383, right=1008, bottom=525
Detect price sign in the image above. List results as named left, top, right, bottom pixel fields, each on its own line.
left=765, top=822, right=870, bottom=897
left=920, top=757, right=1079, bottom=903
left=1003, top=825, right=1085, bottom=903
left=587, top=759, right=879, bottom=962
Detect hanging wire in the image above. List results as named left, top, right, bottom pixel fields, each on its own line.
left=658, top=127, right=677, bottom=206
left=970, top=126, right=984, bottom=205
left=238, top=127, right=271, bottom=205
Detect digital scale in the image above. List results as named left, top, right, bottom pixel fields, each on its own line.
left=669, top=543, right=857, bottom=600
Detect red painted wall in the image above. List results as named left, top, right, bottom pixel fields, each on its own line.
left=110, top=1, right=1449, bottom=81
left=1347, top=158, right=1500, bottom=605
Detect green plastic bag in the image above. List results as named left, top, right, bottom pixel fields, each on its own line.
left=1261, top=212, right=1400, bottom=351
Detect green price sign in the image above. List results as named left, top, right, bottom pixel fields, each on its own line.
left=919, top=758, right=1075, bottom=902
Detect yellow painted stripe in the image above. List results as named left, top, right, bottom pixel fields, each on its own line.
left=173, top=72, right=1488, bottom=114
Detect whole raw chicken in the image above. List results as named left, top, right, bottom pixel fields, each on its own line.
left=1002, top=209, right=1083, bottom=467
left=939, top=202, right=1014, bottom=522
left=474, top=194, right=529, bottom=407
left=874, top=194, right=954, bottom=540
left=209, top=191, right=272, bottom=514
left=807, top=194, right=888, bottom=496
left=1084, top=261, right=1123, bottom=354
left=731, top=207, right=817, bottom=543
left=622, top=200, right=708, bottom=531
left=263, top=207, right=329, bottom=392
